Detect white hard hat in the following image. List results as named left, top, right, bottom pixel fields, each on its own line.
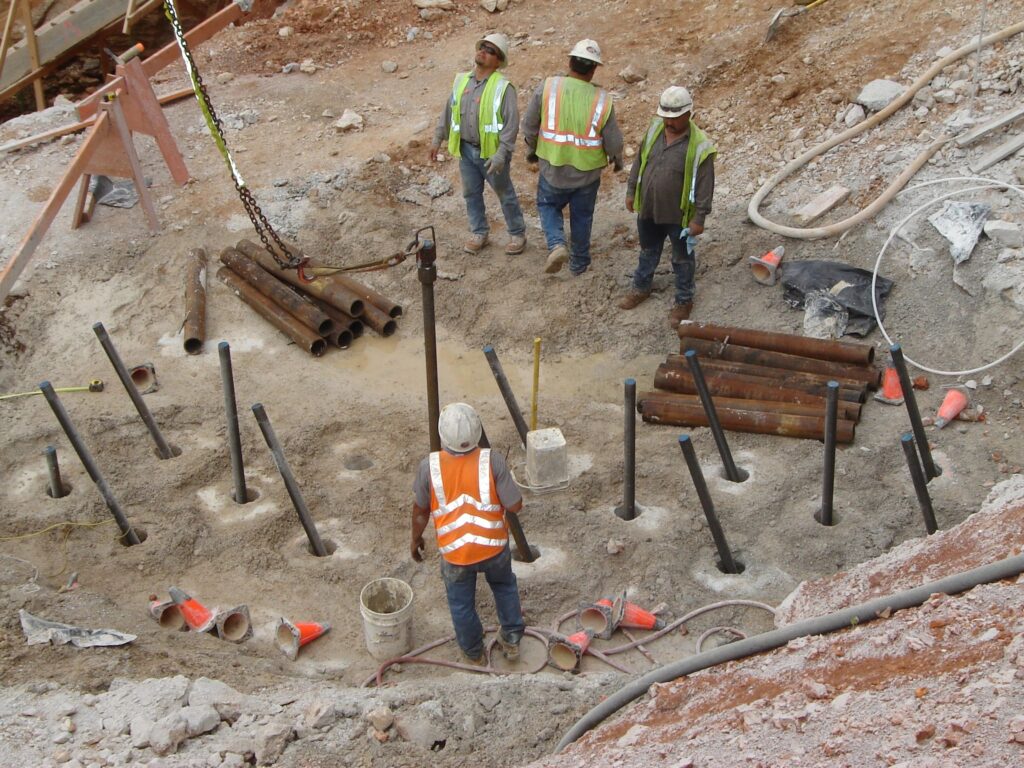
left=657, top=86, right=693, bottom=118
left=569, top=39, right=603, bottom=65
left=477, top=33, right=510, bottom=67
left=438, top=403, right=482, bottom=454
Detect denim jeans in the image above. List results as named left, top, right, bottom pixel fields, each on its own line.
left=631, top=217, right=697, bottom=305
left=439, top=546, right=525, bottom=658
left=536, top=175, right=601, bottom=274
left=458, top=142, right=526, bottom=238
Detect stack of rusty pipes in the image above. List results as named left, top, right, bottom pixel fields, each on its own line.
left=637, top=322, right=880, bottom=442
left=217, top=240, right=404, bottom=356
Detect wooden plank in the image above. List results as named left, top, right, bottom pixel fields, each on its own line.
left=956, top=105, right=1024, bottom=148
left=119, top=56, right=189, bottom=184
left=18, top=0, right=46, bottom=110
left=969, top=132, right=1024, bottom=173
left=122, top=0, right=163, bottom=33
left=0, top=0, right=21, bottom=83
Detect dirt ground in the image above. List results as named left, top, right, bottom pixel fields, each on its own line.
left=1, top=0, right=1023, bottom=766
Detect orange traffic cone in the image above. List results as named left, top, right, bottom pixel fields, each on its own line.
left=873, top=367, right=904, bottom=405
left=548, top=629, right=593, bottom=671
left=168, top=586, right=217, bottom=633
left=275, top=617, right=331, bottom=660
left=935, top=388, right=969, bottom=429
left=578, top=595, right=625, bottom=640
left=216, top=605, right=253, bottom=644
left=598, top=597, right=665, bottom=630
left=749, top=245, right=785, bottom=286
left=148, top=598, right=187, bottom=631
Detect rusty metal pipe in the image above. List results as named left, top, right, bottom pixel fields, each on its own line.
left=678, top=338, right=881, bottom=388
left=685, top=351, right=745, bottom=483
left=218, top=341, right=249, bottom=505
left=236, top=239, right=365, bottom=317
left=639, top=399, right=856, bottom=443
left=640, top=390, right=859, bottom=422
left=419, top=238, right=441, bottom=452
left=328, top=328, right=355, bottom=349
left=360, top=301, right=398, bottom=337
left=217, top=267, right=327, bottom=357
left=302, top=255, right=403, bottom=317
left=615, top=378, right=637, bottom=520
left=677, top=321, right=875, bottom=365
left=219, top=247, right=334, bottom=336
left=665, top=355, right=867, bottom=398
left=183, top=248, right=207, bottom=355
left=304, top=296, right=365, bottom=339
left=654, top=365, right=862, bottom=420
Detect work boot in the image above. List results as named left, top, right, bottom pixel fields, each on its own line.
left=669, top=302, right=693, bottom=325
left=617, top=290, right=651, bottom=310
left=497, top=634, right=520, bottom=662
left=544, top=244, right=569, bottom=273
left=461, top=650, right=486, bottom=667
left=505, top=234, right=527, bottom=255
left=464, top=233, right=489, bottom=254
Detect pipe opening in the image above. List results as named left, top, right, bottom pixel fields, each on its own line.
left=578, top=607, right=610, bottom=634
left=344, top=454, right=374, bottom=471
left=317, top=320, right=334, bottom=336
left=549, top=643, right=580, bottom=671
left=310, top=339, right=328, bottom=357
left=511, top=544, right=541, bottom=562
left=232, top=487, right=260, bottom=504
left=379, top=319, right=398, bottom=337
left=219, top=611, right=251, bottom=642
left=613, top=504, right=640, bottom=520
left=118, top=526, right=148, bottom=547
left=718, top=466, right=750, bottom=483
left=715, top=556, right=746, bottom=575
left=335, top=330, right=354, bottom=349
left=306, top=537, right=338, bottom=557
left=45, top=482, right=71, bottom=498
left=153, top=444, right=183, bottom=460
left=183, top=337, right=203, bottom=355
left=156, top=604, right=185, bottom=631
left=129, top=364, right=157, bottom=393
left=348, top=320, right=365, bottom=338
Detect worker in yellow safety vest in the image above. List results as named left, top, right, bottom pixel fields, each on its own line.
left=411, top=403, right=526, bottom=664
left=522, top=39, right=624, bottom=276
left=618, top=86, right=716, bottom=327
left=428, top=34, right=527, bottom=257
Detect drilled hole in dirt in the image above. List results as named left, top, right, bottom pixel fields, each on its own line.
left=44, top=482, right=71, bottom=498
left=715, top=557, right=746, bottom=575
left=717, top=466, right=750, bottom=483
left=512, top=544, right=541, bottom=562
left=344, top=454, right=374, bottom=471
left=118, top=526, right=148, bottom=547
left=306, top=538, right=338, bottom=557
left=153, top=444, right=183, bottom=460
left=613, top=504, right=641, bottom=520
left=231, top=487, right=260, bottom=504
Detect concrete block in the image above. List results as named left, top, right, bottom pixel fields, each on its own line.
left=984, top=220, right=1023, bottom=248
left=526, top=428, right=568, bottom=488
left=792, top=185, right=850, bottom=225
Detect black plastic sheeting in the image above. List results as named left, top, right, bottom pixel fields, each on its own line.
left=781, top=260, right=894, bottom=337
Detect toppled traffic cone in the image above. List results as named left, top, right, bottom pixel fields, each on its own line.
left=598, top=597, right=665, bottom=630
left=935, top=388, right=969, bottom=429
left=148, top=598, right=187, bottom=631
left=215, top=605, right=252, bottom=644
left=873, top=367, right=904, bottom=405
left=168, top=586, right=217, bottom=633
left=749, top=245, right=785, bottom=286
left=578, top=595, right=625, bottom=640
left=548, top=629, right=593, bottom=672
left=275, top=617, right=331, bottom=660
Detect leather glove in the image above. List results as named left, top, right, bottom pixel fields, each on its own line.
left=484, top=155, right=506, bottom=176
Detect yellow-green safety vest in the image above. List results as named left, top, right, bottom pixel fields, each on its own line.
left=447, top=71, right=510, bottom=160
left=633, top=119, right=717, bottom=227
left=536, top=76, right=611, bottom=172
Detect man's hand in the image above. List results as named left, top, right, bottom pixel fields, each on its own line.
left=426, top=146, right=439, bottom=164
left=526, top=151, right=539, bottom=165
left=626, top=197, right=634, bottom=213
left=688, top=221, right=704, bottom=236
left=484, top=155, right=506, bottom=176
left=411, top=535, right=425, bottom=562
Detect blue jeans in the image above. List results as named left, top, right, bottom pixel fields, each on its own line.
left=631, top=217, right=697, bottom=305
left=458, top=143, right=525, bottom=238
left=536, top=175, right=600, bottom=274
left=439, top=546, right=525, bottom=658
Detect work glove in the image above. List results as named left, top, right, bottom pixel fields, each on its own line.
left=484, top=154, right=506, bottom=176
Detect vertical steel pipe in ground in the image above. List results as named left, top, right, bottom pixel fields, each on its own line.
left=40, top=382, right=141, bottom=545
left=43, top=445, right=68, bottom=498
left=900, top=432, right=938, bottom=535
left=685, top=351, right=746, bottom=482
left=418, top=239, right=441, bottom=452
left=677, top=321, right=875, bottom=365
left=92, top=322, right=175, bottom=459
left=252, top=403, right=328, bottom=556
left=507, top=511, right=538, bottom=562
left=218, top=342, right=249, bottom=504
left=217, top=267, right=328, bottom=357
left=890, top=344, right=941, bottom=481
left=183, top=247, right=207, bottom=355
left=483, top=345, right=529, bottom=447
left=815, top=381, right=840, bottom=526
left=678, top=435, right=738, bottom=574
left=616, top=378, right=637, bottom=520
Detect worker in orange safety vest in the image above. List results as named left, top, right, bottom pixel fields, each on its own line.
left=411, top=402, right=526, bottom=664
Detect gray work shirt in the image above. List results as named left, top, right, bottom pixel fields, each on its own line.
left=521, top=79, right=625, bottom=189
left=433, top=72, right=520, bottom=164
left=413, top=449, right=522, bottom=511
left=626, top=127, right=715, bottom=227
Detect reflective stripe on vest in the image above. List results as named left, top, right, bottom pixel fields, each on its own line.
left=632, top=119, right=716, bottom=226
left=428, top=449, right=508, bottom=564
left=447, top=72, right=510, bottom=160
left=536, top=76, right=611, bottom=171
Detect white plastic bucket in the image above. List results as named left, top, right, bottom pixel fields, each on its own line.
left=359, top=577, right=414, bottom=661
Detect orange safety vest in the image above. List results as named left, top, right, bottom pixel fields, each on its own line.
left=428, top=448, right=508, bottom=566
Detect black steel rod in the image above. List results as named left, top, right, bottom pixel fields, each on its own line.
left=890, top=343, right=940, bottom=481
left=685, top=350, right=744, bottom=483
left=483, top=344, right=529, bottom=447
left=252, top=403, right=328, bottom=556
left=816, top=381, right=839, bottom=526
left=678, top=435, right=738, bottom=574
left=479, top=425, right=491, bottom=449
left=43, top=445, right=68, bottom=498
left=39, top=382, right=141, bottom=545
left=419, top=260, right=441, bottom=452
left=92, top=322, right=174, bottom=459
left=506, top=511, right=537, bottom=562
left=901, top=432, right=938, bottom=535
left=218, top=342, right=249, bottom=504
left=622, top=378, right=637, bottom=520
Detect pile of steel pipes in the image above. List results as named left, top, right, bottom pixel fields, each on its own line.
left=218, top=239, right=403, bottom=356
left=637, top=322, right=880, bottom=442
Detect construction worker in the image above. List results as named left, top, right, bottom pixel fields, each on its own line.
left=618, top=86, right=716, bottom=326
left=410, top=403, right=525, bottom=664
left=522, top=39, right=624, bottom=276
left=428, top=34, right=528, bottom=257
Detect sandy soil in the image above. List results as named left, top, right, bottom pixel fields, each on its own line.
left=1, top=0, right=1023, bottom=765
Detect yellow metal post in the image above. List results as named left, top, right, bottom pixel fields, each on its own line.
left=530, top=337, right=541, bottom=432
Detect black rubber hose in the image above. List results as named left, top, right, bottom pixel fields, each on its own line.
left=556, top=552, right=1024, bottom=752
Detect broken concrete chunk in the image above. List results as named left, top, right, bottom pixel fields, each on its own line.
left=381, top=60, right=398, bottom=73
left=148, top=712, right=188, bottom=756
left=934, top=88, right=957, bottom=104
left=278, top=26, right=293, bottom=37
left=792, top=185, right=850, bottom=225
left=414, top=0, right=454, bottom=8
left=928, top=201, right=990, bottom=264
left=843, top=104, right=866, bottom=127
left=856, top=79, right=906, bottom=111
left=334, top=110, right=364, bottom=132
left=299, top=59, right=317, bottom=74
left=181, top=704, right=221, bottom=737
left=479, top=0, right=509, bottom=11
left=254, top=719, right=295, bottom=766
left=365, top=707, right=393, bottom=732
left=984, top=220, right=1023, bottom=248
left=618, top=63, right=648, bottom=84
